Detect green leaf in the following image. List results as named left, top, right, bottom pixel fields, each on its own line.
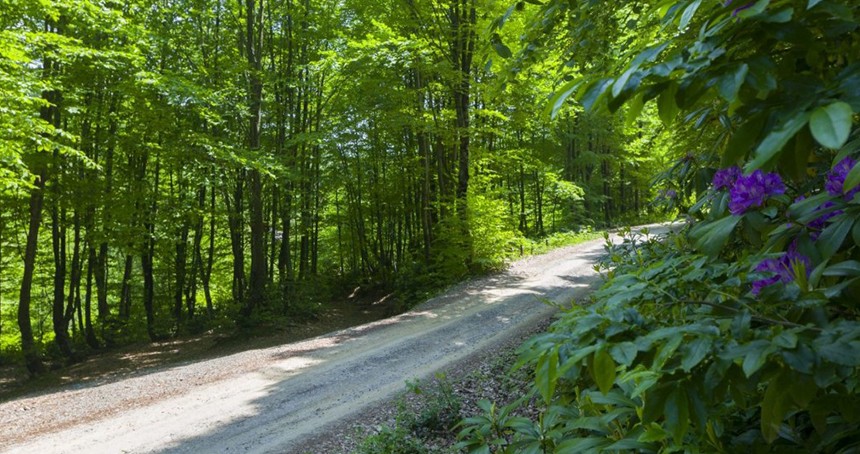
left=817, top=217, right=852, bottom=258
left=658, top=83, right=680, bottom=126
left=723, top=114, right=766, bottom=166
left=665, top=387, right=690, bottom=444
left=638, top=422, right=669, bottom=443
left=843, top=157, right=860, bottom=195
left=717, top=63, right=749, bottom=103
left=580, top=78, right=614, bottom=112
left=823, top=260, right=860, bottom=277
left=746, top=112, right=811, bottom=171
left=609, top=341, right=638, bottom=366
left=761, top=371, right=792, bottom=443
left=545, top=78, right=583, bottom=119
left=591, top=348, right=617, bottom=395
left=742, top=341, right=772, bottom=377
left=853, top=219, right=860, bottom=246
left=810, top=102, right=853, bottom=149
left=612, top=67, right=636, bottom=98
left=808, top=0, right=823, bottom=8
left=679, top=0, right=702, bottom=30
left=681, top=337, right=713, bottom=371
left=535, top=346, right=559, bottom=404
left=492, top=41, right=512, bottom=59
left=737, top=0, right=770, bottom=18
left=773, top=331, right=798, bottom=349
left=625, top=93, right=645, bottom=127
left=690, top=216, right=741, bottom=257
left=817, top=339, right=860, bottom=366
left=556, top=437, right=610, bottom=453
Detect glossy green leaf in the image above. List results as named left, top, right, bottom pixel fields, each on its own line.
left=535, top=346, right=559, bottom=404
left=690, top=215, right=741, bottom=257
left=737, top=0, right=770, bottom=18
left=717, top=63, right=748, bottom=103
left=681, top=337, right=713, bottom=371
left=556, top=437, right=610, bottom=453
left=761, top=371, right=792, bottom=443
left=679, top=0, right=702, bottom=30
left=746, top=112, right=811, bottom=171
left=638, top=423, right=669, bottom=443
left=742, top=341, right=772, bottom=377
left=591, top=348, right=617, bottom=395
left=609, top=341, right=638, bottom=366
left=658, top=83, right=679, bottom=125
left=492, top=41, right=512, bottom=59
left=723, top=114, right=766, bottom=166
left=810, top=102, right=853, bottom=149
left=580, top=78, right=614, bottom=112
left=823, top=260, right=860, bottom=277
left=843, top=156, right=860, bottom=195
left=817, top=217, right=853, bottom=258
left=665, top=387, right=690, bottom=444
left=545, top=78, right=583, bottom=119
left=625, top=93, right=645, bottom=127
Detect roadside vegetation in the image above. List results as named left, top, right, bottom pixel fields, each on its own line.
left=355, top=1, right=860, bottom=452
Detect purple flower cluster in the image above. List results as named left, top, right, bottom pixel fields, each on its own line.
left=727, top=170, right=785, bottom=215
left=751, top=247, right=811, bottom=295
left=713, top=166, right=742, bottom=191
left=659, top=189, right=678, bottom=199
left=809, top=201, right=843, bottom=236
left=825, top=157, right=860, bottom=200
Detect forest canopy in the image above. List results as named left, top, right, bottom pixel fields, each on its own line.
left=0, top=0, right=671, bottom=374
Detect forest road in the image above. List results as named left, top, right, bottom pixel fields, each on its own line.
left=0, top=225, right=668, bottom=454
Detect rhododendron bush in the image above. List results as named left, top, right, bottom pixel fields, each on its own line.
left=458, top=1, right=860, bottom=452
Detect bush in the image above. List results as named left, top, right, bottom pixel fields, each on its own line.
left=458, top=0, right=860, bottom=452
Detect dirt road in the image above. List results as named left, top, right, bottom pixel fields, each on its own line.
left=0, top=228, right=661, bottom=453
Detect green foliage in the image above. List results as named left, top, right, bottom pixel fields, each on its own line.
left=357, top=425, right=432, bottom=454
left=357, top=373, right=462, bottom=454
left=456, top=0, right=860, bottom=452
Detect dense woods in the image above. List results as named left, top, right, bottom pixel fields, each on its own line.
left=0, top=1, right=669, bottom=373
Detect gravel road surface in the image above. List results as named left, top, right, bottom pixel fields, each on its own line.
left=0, top=227, right=664, bottom=453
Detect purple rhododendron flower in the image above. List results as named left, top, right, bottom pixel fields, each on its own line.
left=825, top=157, right=860, bottom=200
left=751, top=247, right=811, bottom=295
left=729, top=170, right=785, bottom=215
left=809, top=201, right=843, bottom=236
left=713, top=166, right=742, bottom=191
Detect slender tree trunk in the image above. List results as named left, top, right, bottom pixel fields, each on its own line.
left=51, top=197, right=73, bottom=357
left=227, top=174, right=246, bottom=305
left=203, top=188, right=215, bottom=315
left=84, top=241, right=99, bottom=349
left=19, top=170, right=48, bottom=374
left=244, top=0, right=267, bottom=318
left=141, top=154, right=160, bottom=341
left=119, top=254, right=133, bottom=319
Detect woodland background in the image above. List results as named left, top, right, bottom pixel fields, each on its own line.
left=0, top=0, right=671, bottom=374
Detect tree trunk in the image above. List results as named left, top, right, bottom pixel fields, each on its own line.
left=84, top=241, right=99, bottom=349
left=51, top=197, right=73, bottom=358
left=141, top=155, right=160, bottom=341
left=244, top=0, right=267, bottom=318
left=19, top=170, right=48, bottom=374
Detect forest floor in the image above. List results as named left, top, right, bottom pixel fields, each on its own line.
left=0, top=227, right=667, bottom=453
